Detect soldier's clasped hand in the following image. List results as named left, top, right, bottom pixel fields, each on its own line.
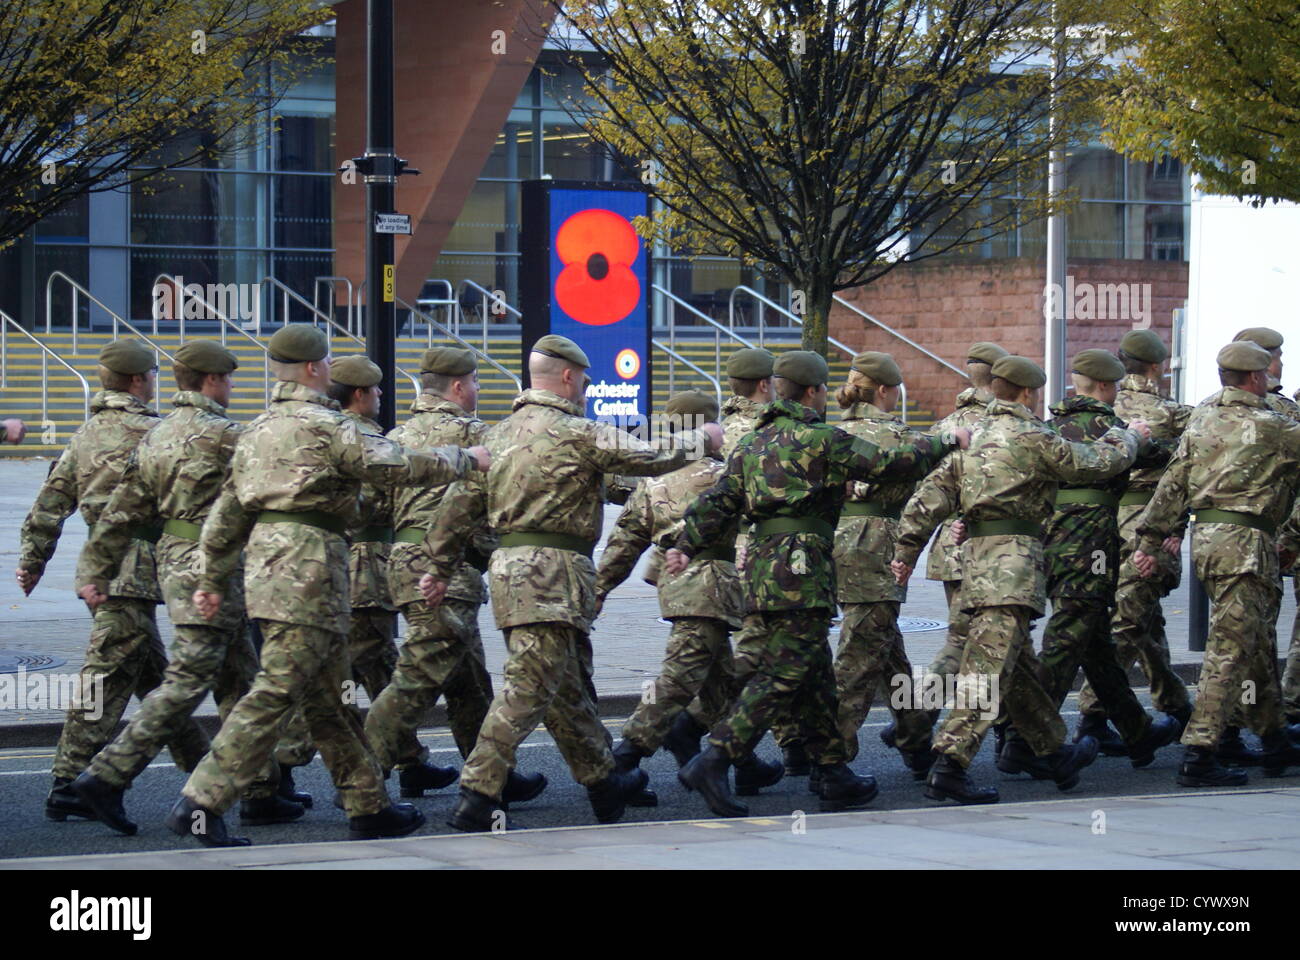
left=419, top=573, right=448, bottom=607
left=891, top=559, right=913, bottom=586
left=3, top=418, right=26, bottom=444
left=1133, top=550, right=1158, bottom=579
left=467, top=445, right=491, bottom=471
left=14, top=566, right=39, bottom=595
left=77, top=584, right=108, bottom=610
left=663, top=548, right=689, bottom=576
left=1127, top=419, right=1152, bottom=440
left=953, top=427, right=971, bottom=449
left=701, top=422, right=724, bottom=455
left=192, top=589, right=222, bottom=620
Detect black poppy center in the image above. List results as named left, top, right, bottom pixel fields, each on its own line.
left=586, top=252, right=609, bottom=280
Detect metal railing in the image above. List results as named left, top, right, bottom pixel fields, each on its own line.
left=1, top=306, right=91, bottom=425
left=653, top=283, right=753, bottom=397
left=652, top=339, right=722, bottom=410
left=832, top=295, right=969, bottom=380
left=455, top=279, right=521, bottom=355
left=396, top=297, right=521, bottom=392
left=153, top=273, right=272, bottom=403
left=47, top=271, right=174, bottom=363
left=313, top=276, right=355, bottom=336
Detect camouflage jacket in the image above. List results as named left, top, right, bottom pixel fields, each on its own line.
left=596, top=456, right=742, bottom=627
left=345, top=410, right=396, bottom=611
left=1268, top=381, right=1300, bottom=422
left=197, top=380, right=475, bottom=634
left=923, top=385, right=994, bottom=582
left=896, top=399, right=1139, bottom=615
left=1116, top=374, right=1191, bottom=493
left=675, top=397, right=956, bottom=613
left=75, top=391, right=244, bottom=628
left=1136, top=386, right=1300, bottom=582
left=424, top=388, right=707, bottom=633
left=721, top=394, right=763, bottom=457
left=20, top=390, right=162, bottom=601
left=1043, top=394, right=1169, bottom=599
left=835, top=402, right=931, bottom=604
left=387, top=394, right=492, bottom=607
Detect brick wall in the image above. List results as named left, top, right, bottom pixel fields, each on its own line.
left=829, top=257, right=1189, bottom=420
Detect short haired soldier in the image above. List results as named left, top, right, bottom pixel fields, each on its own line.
left=17, top=339, right=208, bottom=823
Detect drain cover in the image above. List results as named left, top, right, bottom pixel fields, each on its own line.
left=0, top=650, right=67, bottom=673
left=898, top=617, right=946, bottom=634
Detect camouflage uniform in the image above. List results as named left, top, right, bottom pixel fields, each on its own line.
left=74, top=391, right=274, bottom=795
left=596, top=455, right=743, bottom=752
left=1286, top=385, right=1300, bottom=719
left=363, top=394, right=497, bottom=770
left=831, top=402, right=935, bottom=759
left=423, top=388, right=706, bottom=800
left=895, top=398, right=1139, bottom=767
left=675, top=397, right=955, bottom=765
left=180, top=380, right=475, bottom=817
left=1136, top=385, right=1300, bottom=748
left=19, top=390, right=208, bottom=783
left=1079, top=374, right=1193, bottom=721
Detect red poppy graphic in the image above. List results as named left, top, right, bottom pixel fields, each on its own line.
left=554, top=208, right=641, bottom=326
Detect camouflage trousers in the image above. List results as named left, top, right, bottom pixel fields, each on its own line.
left=933, top=605, right=1066, bottom=768
left=274, top=607, right=401, bottom=769
left=460, top=622, right=613, bottom=799
left=687, top=613, right=801, bottom=747
left=364, top=599, right=495, bottom=771
left=1080, top=560, right=1190, bottom=718
left=1181, top=573, right=1286, bottom=749
left=622, top=617, right=736, bottom=754
left=920, top=582, right=972, bottom=727
left=1033, top=597, right=1150, bottom=745
left=709, top=609, right=847, bottom=766
left=88, top=622, right=276, bottom=797
left=52, top=598, right=207, bottom=781
left=1283, top=576, right=1300, bottom=720
left=183, top=620, right=388, bottom=818
left=834, top=601, right=932, bottom=759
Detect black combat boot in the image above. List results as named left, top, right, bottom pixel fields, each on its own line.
left=1177, top=746, right=1248, bottom=787
left=734, top=753, right=784, bottom=796
left=817, top=764, right=878, bottom=812
left=349, top=802, right=426, bottom=840
left=1126, top=714, right=1180, bottom=769
left=612, top=737, right=650, bottom=773
left=1168, top=705, right=1193, bottom=736
left=996, top=737, right=1053, bottom=779
left=45, top=777, right=98, bottom=822
left=678, top=745, right=748, bottom=817
left=662, top=712, right=707, bottom=768
left=809, top=765, right=823, bottom=795
left=1216, top=726, right=1263, bottom=766
left=879, top=721, right=898, bottom=750
left=165, top=796, right=251, bottom=847
left=925, top=754, right=999, bottom=804
left=1040, top=736, right=1100, bottom=790
left=398, top=761, right=459, bottom=797
left=447, top=787, right=512, bottom=833
left=1075, top=713, right=1126, bottom=756
left=1260, top=730, right=1300, bottom=778
left=587, top=768, right=650, bottom=824
left=501, top=769, right=548, bottom=806
left=278, top=764, right=313, bottom=808
left=239, top=794, right=306, bottom=826
left=992, top=722, right=1008, bottom=760
left=70, top=773, right=135, bottom=835
left=900, top=743, right=936, bottom=781
left=782, top=742, right=811, bottom=776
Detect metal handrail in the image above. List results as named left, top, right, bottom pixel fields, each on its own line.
left=397, top=297, right=521, bottom=392
left=46, top=271, right=174, bottom=363
left=455, top=279, right=520, bottom=355
left=154, top=273, right=271, bottom=403
left=314, top=276, right=355, bottom=335
left=1, top=306, right=91, bottom=426
left=730, top=285, right=857, bottom=360
left=652, top=283, right=753, bottom=397
left=652, top=339, right=722, bottom=410
left=832, top=295, right=970, bottom=381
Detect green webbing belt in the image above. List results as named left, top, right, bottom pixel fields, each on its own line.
left=130, top=524, right=162, bottom=544
left=356, top=526, right=394, bottom=544
left=1054, top=488, right=1119, bottom=509
left=255, top=509, right=346, bottom=536
left=498, top=531, right=595, bottom=558
left=751, top=517, right=836, bottom=540
left=162, top=518, right=203, bottom=541
left=967, top=519, right=1044, bottom=540
left=1193, top=509, right=1274, bottom=535
left=1119, top=490, right=1153, bottom=507
left=842, top=501, right=902, bottom=521
left=394, top=526, right=426, bottom=545
left=693, top=546, right=737, bottom=564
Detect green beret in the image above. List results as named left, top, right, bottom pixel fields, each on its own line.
left=330, top=354, right=382, bottom=388
left=98, top=339, right=157, bottom=376
left=174, top=340, right=238, bottom=375
left=531, top=334, right=590, bottom=369
left=1217, top=341, right=1271, bottom=372
left=851, top=351, right=902, bottom=386
left=1119, top=329, right=1168, bottom=364
left=421, top=346, right=477, bottom=376
left=773, top=350, right=830, bottom=388
left=663, top=390, right=719, bottom=422
left=967, top=342, right=1008, bottom=365
left=1071, top=348, right=1125, bottom=383
left=991, top=355, right=1046, bottom=390
left=726, top=347, right=775, bottom=380
left=1233, top=327, right=1284, bottom=351
left=268, top=323, right=329, bottom=363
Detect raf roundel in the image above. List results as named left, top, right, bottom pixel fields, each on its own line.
left=615, top=348, right=641, bottom=380
left=554, top=208, right=642, bottom=326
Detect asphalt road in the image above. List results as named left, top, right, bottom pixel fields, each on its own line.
left=1, top=689, right=1285, bottom=860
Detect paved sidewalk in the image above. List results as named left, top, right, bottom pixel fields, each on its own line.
left=3, top=787, right=1297, bottom=870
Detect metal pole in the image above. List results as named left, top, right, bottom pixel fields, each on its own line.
left=1188, top=523, right=1208, bottom=651
left=364, top=0, right=397, bottom=431
left=1043, top=7, right=1067, bottom=415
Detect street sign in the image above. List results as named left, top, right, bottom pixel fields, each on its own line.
left=374, top=212, right=411, bottom=234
